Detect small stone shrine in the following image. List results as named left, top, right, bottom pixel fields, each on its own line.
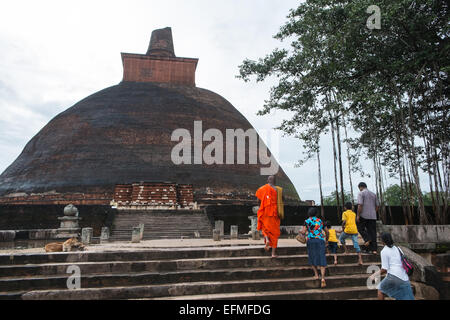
left=56, top=204, right=81, bottom=239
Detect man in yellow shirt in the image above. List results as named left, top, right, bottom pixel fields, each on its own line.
left=339, top=202, right=363, bottom=265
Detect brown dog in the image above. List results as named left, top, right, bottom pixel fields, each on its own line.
left=44, top=237, right=85, bottom=253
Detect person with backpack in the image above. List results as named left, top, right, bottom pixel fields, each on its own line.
left=369, top=232, right=415, bottom=300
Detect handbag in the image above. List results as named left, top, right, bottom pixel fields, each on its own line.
left=296, top=232, right=307, bottom=244
left=396, top=246, right=414, bottom=277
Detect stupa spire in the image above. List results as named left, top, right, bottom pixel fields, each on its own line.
left=146, top=27, right=175, bottom=57
left=121, top=27, right=198, bottom=86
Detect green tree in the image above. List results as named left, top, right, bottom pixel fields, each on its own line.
left=322, top=191, right=354, bottom=206
left=384, top=184, right=437, bottom=206
left=238, top=0, right=449, bottom=224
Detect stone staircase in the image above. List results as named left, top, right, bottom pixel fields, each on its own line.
left=0, top=245, right=382, bottom=300
left=439, top=268, right=450, bottom=300
left=110, top=209, right=213, bottom=240
left=433, top=253, right=450, bottom=299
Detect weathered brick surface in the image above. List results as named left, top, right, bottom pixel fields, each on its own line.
left=146, top=27, right=175, bottom=57
left=114, top=184, right=133, bottom=205
left=0, top=193, right=111, bottom=205
left=177, top=184, right=194, bottom=207
left=112, top=182, right=194, bottom=208
left=121, top=53, right=198, bottom=86
left=0, top=81, right=299, bottom=203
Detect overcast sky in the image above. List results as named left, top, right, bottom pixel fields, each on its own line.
left=0, top=0, right=430, bottom=202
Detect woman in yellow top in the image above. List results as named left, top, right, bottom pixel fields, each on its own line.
left=339, top=202, right=363, bottom=266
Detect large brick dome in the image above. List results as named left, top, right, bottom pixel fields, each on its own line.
left=0, top=28, right=300, bottom=205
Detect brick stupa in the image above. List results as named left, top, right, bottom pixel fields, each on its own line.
left=0, top=28, right=300, bottom=207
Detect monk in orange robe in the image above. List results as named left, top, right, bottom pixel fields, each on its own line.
left=256, top=175, right=281, bottom=258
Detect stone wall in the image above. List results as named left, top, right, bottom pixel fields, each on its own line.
left=0, top=205, right=117, bottom=237
left=204, top=204, right=323, bottom=235
left=379, top=224, right=450, bottom=245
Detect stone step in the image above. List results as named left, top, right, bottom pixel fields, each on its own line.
left=0, top=263, right=376, bottom=292
left=112, top=221, right=212, bottom=226
left=0, top=291, right=22, bottom=300
left=112, top=230, right=212, bottom=234
left=110, top=229, right=212, bottom=234
left=111, top=214, right=210, bottom=221
left=113, top=221, right=212, bottom=225
left=114, top=230, right=213, bottom=233
left=110, top=211, right=213, bottom=241
left=349, top=297, right=395, bottom=300
left=109, top=236, right=212, bottom=240
left=0, top=253, right=379, bottom=277
left=20, top=274, right=373, bottom=300
left=113, top=225, right=212, bottom=230
left=110, top=232, right=212, bottom=237
left=0, top=245, right=370, bottom=266
left=441, top=273, right=450, bottom=282
left=111, top=229, right=211, bottom=233
left=112, top=222, right=211, bottom=225
left=109, top=237, right=212, bottom=241
left=113, top=216, right=210, bottom=219
left=112, top=226, right=212, bottom=231
left=115, top=210, right=205, bottom=214
left=147, top=285, right=377, bottom=300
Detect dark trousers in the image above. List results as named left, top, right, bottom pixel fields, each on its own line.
left=358, top=217, right=377, bottom=252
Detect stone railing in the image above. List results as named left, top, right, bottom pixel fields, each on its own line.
left=398, top=245, right=442, bottom=299
left=378, top=224, right=450, bottom=250
left=377, top=222, right=449, bottom=299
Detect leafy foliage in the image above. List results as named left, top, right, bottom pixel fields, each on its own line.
left=238, top=0, right=449, bottom=224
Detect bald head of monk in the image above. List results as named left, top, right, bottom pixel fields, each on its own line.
left=267, top=175, right=276, bottom=186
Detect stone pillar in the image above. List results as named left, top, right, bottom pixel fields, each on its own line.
left=100, top=227, right=110, bottom=243
left=131, top=227, right=141, bottom=243
left=138, top=223, right=145, bottom=240
left=0, top=231, right=16, bottom=242
left=215, top=220, right=224, bottom=237
left=376, top=220, right=384, bottom=243
left=81, top=228, right=93, bottom=245
left=251, top=230, right=260, bottom=241
left=230, top=225, right=238, bottom=240
left=213, top=229, right=221, bottom=241
left=248, top=216, right=258, bottom=233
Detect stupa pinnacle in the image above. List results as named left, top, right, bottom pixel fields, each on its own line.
left=121, top=27, right=198, bottom=86
left=146, top=27, right=175, bottom=57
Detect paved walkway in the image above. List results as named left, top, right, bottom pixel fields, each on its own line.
left=0, top=238, right=299, bottom=255
left=0, top=237, right=367, bottom=255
